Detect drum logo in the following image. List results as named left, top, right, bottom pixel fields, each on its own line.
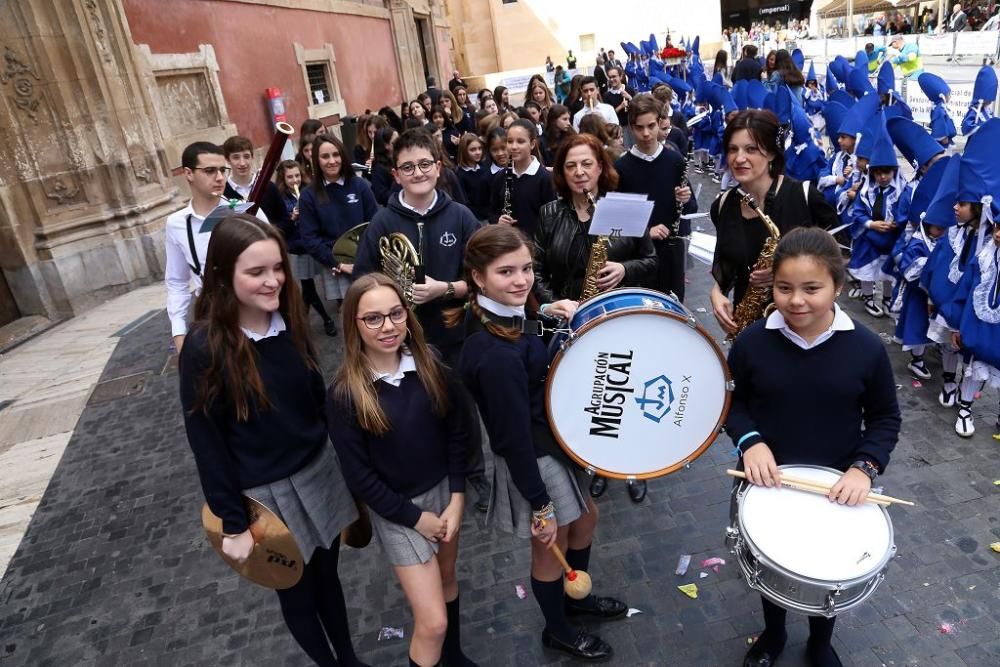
left=585, top=351, right=634, bottom=438
left=635, top=375, right=674, bottom=423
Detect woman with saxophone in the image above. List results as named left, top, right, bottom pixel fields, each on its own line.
left=533, top=133, right=656, bottom=313
left=709, top=110, right=838, bottom=338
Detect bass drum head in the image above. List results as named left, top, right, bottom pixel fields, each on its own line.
left=738, top=465, right=894, bottom=584
left=546, top=309, right=730, bottom=479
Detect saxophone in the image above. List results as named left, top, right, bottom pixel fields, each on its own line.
left=727, top=189, right=781, bottom=342
left=580, top=190, right=610, bottom=301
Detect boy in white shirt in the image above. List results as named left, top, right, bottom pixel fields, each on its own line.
left=572, top=76, right=619, bottom=131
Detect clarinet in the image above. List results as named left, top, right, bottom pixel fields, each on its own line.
left=673, top=151, right=692, bottom=239
left=502, top=166, right=514, bottom=219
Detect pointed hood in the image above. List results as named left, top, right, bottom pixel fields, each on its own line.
left=691, top=35, right=700, bottom=57
left=887, top=117, right=945, bottom=169
left=877, top=61, right=895, bottom=97
left=972, top=66, right=998, bottom=105
left=923, top=153, right=962, bottom=228
left=830, top=56, right=851, bottom=85
left=829, top=89, right=856, bottom=110
left=792, top=48, right=804, bottom=71
left=806, top=61, right=817, bottom=83
left=917, top=72, right=950, bottom=104
left=909, top=155, right=954, bottom=225
left=825, top=67, right=837, bottom=93
left=774, top=85, right=795, bottom=125
left=956, top=118, right=1000, bottom=223
left=867, top=113, right=898, bottom=169
left=838, top=91, right=880, bottom=139
left=823, top=101, right=849, bottom=144
left=848, top=66, right=875, bottom=99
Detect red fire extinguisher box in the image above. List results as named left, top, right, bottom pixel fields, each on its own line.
left=266, top=87, right=287, bottom=124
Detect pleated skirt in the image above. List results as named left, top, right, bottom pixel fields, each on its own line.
left=489, top=455, right=588, bottom=539
left=369, top=476, right=453, bottom=567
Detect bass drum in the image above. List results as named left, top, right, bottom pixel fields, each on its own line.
left=546, top=288, right=732, bottom=479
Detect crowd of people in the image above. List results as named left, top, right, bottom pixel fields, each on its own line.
left=162, top=31, right=999, bottom=667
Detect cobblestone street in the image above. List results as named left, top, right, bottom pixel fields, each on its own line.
left=1, top=176, right=999, bottom=666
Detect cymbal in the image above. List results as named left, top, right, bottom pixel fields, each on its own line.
left=333, top=222, right=369, bottom=266
left=201, top=496, right=304, bottom=590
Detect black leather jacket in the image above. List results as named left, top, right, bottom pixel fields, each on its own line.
left=533, top=198, right=657, bottom=303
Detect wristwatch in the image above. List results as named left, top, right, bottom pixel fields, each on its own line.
left=850, top=459, right=879, bottom=481
left=445, top=282, right=456, bottom=299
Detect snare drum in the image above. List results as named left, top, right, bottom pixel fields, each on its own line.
left=546, top=288, right=732, bottom=479
left=726, top=465, right=896, bottom=617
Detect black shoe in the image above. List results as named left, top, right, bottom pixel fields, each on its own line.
left=626, top=479, right=646, bottom=503
left=806, top=640, right=842, bottom=667
left=541, top=629, right=613, bottom=661
left=589, top=475, right=607, bottom=498
left=566, top=596, right=628, bottom=619
left=743, top=632, right=786, bottom=667
left=469, top=475, right=490, bottom=513
left=323, top=319, right=338, bottom=337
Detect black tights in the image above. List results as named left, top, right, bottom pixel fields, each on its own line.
left=275, top=538, right=360, bottom=666
left=300, top=278, right=332, bottom=323
left=759, top=597, right=837, bottom=662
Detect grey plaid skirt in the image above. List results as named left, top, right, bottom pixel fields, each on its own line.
left=243, top=443, right=357, bottom=564
left=489, top=455, right=588, bottom=539
left=288, top=252, right=322, bottom=280
left=322, top=272, right=350, bottom=301
left=369, top=476, right=452, bottom=566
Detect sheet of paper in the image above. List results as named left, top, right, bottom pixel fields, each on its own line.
left=200, top=201, right=255, bottom=233
left=688, top=230, right=716, bottom=265
left=589, top=193, right=654, bottom=238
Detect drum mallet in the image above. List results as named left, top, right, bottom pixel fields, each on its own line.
left=537, top=519, right=593, bottom=599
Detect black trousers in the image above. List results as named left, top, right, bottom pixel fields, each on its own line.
left=653, top=238, right=686, bottom=301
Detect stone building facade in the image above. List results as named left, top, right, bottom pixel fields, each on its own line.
left=0, top=0, right=453, bottom=330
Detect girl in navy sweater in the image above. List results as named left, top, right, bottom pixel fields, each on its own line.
left=455, top=133, right=490, bottom=222
left=298, top=135, right=378, bottom=305
left=179, top=214, right=365, bottom=667
left=328, top=273, right=474, bottom=667
left=489, top=120, right=557, bottom=239
left=727, top=227, right=901, bottom=667
left=451, top=225, right=625, bottom=663
left=274, top=160, right=336, bottom=336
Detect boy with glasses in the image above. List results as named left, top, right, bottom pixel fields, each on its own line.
left=164, top=142, right=267, bottom=353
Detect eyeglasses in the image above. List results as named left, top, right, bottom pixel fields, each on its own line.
left=395, top=160, right=436, bottom=176
left=356, top=306, right=408, bottom=329
left=192, top=166, right=231, bottom=176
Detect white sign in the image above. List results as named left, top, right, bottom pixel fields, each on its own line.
left=904, top=81, right=974, bottom=126
left=917, top=34, right=952, bottom=56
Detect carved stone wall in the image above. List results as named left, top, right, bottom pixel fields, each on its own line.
left=0, top=0, right=180, bottom=321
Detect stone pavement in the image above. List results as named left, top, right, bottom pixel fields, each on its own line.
left=1, top=175, right=999, bottom=667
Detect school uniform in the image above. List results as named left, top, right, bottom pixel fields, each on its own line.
left=298, top=176, right=378, bottom=299
left=223, top=177, right=286, bottom=227
left=488, top=158, right=557, bottom=239
left=370, top=162, right=396, bottom=206
left=274, top=191, right=321, bottom=280
left=327, top=353, right=467, bottom=566
left=614, top=144, right=697, bottom=300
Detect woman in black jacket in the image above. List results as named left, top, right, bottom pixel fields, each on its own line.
left=533, top=133, right=657, bottom=311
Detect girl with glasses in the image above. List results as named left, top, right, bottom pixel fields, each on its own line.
left=328, top=273, right=476, bottom=667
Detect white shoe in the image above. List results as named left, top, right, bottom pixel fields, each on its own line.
left=938, top=383, right=957, bottom=408
left=848, top=283, right=862, bottom=299
left=863, top=297, right=884, bottom=318
left=955, top=403, right=975, bottom=438
left=908, top=358, right=932, bottom=380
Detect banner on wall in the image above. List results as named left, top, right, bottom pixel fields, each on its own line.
left=904, top=81, right=975, bottom=126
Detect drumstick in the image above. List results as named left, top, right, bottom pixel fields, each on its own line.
left=726, top=470, right=914, bottom=507
left=537, top=519, right=593, bottom=599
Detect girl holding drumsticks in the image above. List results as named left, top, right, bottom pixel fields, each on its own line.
left=328, top=273, right=475, bottom=667
left=450, top=225, right=627, bottom=662
left=726, top=227, right=901, bottom=667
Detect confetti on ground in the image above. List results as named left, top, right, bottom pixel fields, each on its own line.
left=993, top=480, right=1000, bottom=486
left=701, top=557, right=726, bottom=572
left=626, top=608, right=643, bottom=618
left=514, top=584, right=527, bottom=599
left=911, top=380, right=922, bottom=388
left=895, top=384, right=903, bottom=390
left=677, top=583, right=698, bottom=599
left=990, top=542, right=1000, bottom=553
left=695, top=307, right=708, bottom=313
left=378, top=626, right=404, bottom=641
left=699, top=572, right=709, bottom=579
left=974, top=391, right=982, bottom=400
left=675, top=554, right=691, bottom=576
left=939, top=622, right=956, bottom=635
left=746, top=635, right=758, bottom=645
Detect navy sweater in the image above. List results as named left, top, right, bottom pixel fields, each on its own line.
left=354, top=191, right=481, bottom=356
left=456, top=164, right=491, bottom=220
left=298, top=177, right=378, bottom=268
left=458, top=325, right=559, bottom=511
left=488, top=166, right=557, bottom=239
left=615, top=149, right=697, bottom=232
left=725, top=319, right=901, bottom=473
left=179, top=327, right=328, bottom=535
left=327, top=368, right=468, bottom=527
